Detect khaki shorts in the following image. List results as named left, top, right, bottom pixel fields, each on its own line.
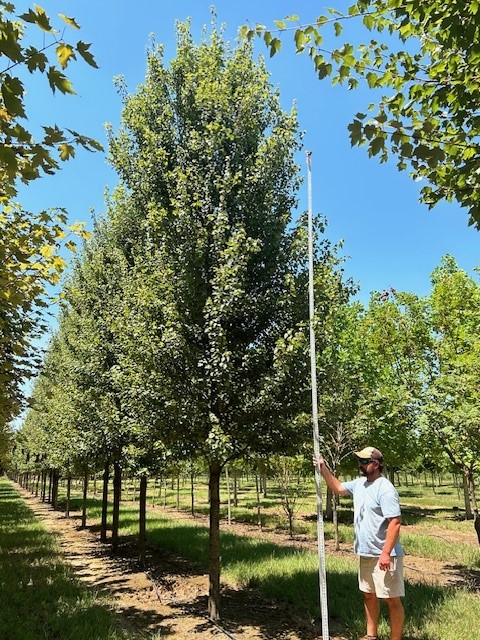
left=358, top=556, right=405, bottom=598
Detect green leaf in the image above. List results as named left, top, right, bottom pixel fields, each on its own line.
left=0, top=22, right=23, bottom=62
left=19, top=6, right=53, bottom=32
left=56, top=43, right=76, bottom=69
left=25, top=47, right=48, bottom=73
left=294, top=29, right=306, bottom=51
left=64, top=240, right=78, bottom=253
left=58, top=13, right=80, bottom=29
left=334, top=22, right=343, bottom=37
left=366, top=72, right=379, bottom=88
left=76, top=42, right=99, bottom=68
left=364, top=14, right=375, bottom=30
left=274, top=20, right=286, bottom=29
left=269, top=38, right=282, bottom=57
left=370, top=136, right=385, bottom=156
left=42, top=125, right=65, bottom=146
left=348, top=119, right=363, bottom=145
left=0, top=144, right=17, bottom=171
left=47, top=67, right=76, bottom=95
left=1, top=76, right=25, bottom=118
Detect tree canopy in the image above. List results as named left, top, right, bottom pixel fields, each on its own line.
left=244, top=0, right=480, bottom=229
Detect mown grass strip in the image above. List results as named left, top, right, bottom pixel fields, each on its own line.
left=63, top=485, right=480, bottom=640
left=0, top=479, right=138, bottom=640
left=138, top=506, right=480, bottom=640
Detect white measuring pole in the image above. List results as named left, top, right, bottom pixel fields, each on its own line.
left=306, top=151, right=329, bottom=639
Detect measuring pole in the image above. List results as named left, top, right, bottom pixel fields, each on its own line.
left=306, top=151, right=329, bottom=640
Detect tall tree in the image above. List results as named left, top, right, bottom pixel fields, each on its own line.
left=107, top=22, right=316, bottom=620
left=246, top=0, right=480, bottom=229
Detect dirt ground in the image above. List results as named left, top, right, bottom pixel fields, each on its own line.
left=16, top=486, right=479, bottom=640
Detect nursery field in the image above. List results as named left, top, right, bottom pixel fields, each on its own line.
left=7, top=473, right=480, bottom=640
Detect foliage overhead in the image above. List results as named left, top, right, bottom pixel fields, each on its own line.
left=0, top=1, right=102, bottom=200
left=0, top=2, right=99, bottom=429
left=243, top=0, right=480, bottom=229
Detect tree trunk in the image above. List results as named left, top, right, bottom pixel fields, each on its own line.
left=208, top=462, right=221, bottom=621
left=111, top=460, right=122, bottom=554
left=474, top=509, right=480, bottom=545
left=462, top=466, right=474, bottom=519
left=225, top=466, right=231, bottom=525
left=333, top=494, right=340, bottom=551
left=138, top=474, right=147, bottom=566
left=262, top=471, right=268, bottom=498
left=81, top=469, right=88, bottom=529
left=65, top=475, right=71, bottom=517
left=325, top=486, right=333, bottom=522
left=255, top=473, right=262, bottom=529
left=47, top=469, right=54, bottom=504
left=233, top=470, right=238, bottom=508
left=53, top=470, right=60, bottom=509
left=101, top=460, right=110, bottom=543
left=41, top=470, right=47, bottom=502
left=388, top=466, right=395, bottom=484
left=190, top=468, right=195, bottom=517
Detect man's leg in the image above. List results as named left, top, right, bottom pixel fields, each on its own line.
left=385, top=596, right=404, bottom=640
left=363, top=591, right=380, bottom=638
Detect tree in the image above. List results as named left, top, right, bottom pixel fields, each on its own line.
left=1, top=3, right=100, bottom=429
left=315, top=301, right=372, bottom=543
left=421, top=256, right=480, bottom=516
left=357, top=288, right=432, bottom=476
left=107, top=22, right=315, bottom=620
left=245, top=0, right=480, bottom=229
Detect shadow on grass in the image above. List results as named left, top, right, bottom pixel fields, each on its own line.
left=54, top=488, right=474, bottom=638
left=141, top=511, right=461, bottom=640
left=0, top=481, right=156, bottom=640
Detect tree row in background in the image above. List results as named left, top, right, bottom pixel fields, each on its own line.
left=9, top=21, right=480, bottom=622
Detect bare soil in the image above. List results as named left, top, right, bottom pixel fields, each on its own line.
left=17, top=487, right=480, bottom=640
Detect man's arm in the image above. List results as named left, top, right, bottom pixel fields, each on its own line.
left=313, top=454, right=350, bottom=496
left=379, top=516, right=401, bottom=570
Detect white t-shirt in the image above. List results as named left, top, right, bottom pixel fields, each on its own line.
left=341, top=476, right=404, bottom=557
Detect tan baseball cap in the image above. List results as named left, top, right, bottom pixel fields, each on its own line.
left=354, top=446, right=384, bottom=460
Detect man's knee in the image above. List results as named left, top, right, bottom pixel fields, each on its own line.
left=363, top=591, right=378, bottom=602
left=385, top=596, right=403, bottom=609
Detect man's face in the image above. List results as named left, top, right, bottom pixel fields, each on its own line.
left=358, top=458, right=379, bottom=478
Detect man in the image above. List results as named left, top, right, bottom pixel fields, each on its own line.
left=314, top=446, right=405, bottom=640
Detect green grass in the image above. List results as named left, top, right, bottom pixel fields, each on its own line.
left=51, top=473, right=480, bottom=640
left=56, top=491, right=480, bottom=640
left=0, top=479, right=143, bottom=640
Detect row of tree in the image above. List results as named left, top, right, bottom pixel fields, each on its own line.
left=9, top=21, right=480, bottom=620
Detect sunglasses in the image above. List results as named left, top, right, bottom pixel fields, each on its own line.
left=357, top=457, right=380, bottom=465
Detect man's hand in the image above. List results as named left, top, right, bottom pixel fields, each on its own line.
left=378, top=550, right=392, bottom=571
left=312, top=453, right=324, bottom=471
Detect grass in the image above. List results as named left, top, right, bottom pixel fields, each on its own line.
left=0, top=479, right=144, bottom=640
left=45, top=473, right=480, bottom=639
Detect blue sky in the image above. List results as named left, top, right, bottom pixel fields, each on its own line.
left=17, top=0, right=479, bottom=302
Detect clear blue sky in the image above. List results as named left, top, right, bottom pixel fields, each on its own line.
left=17, top=0, right=479, bottom=302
